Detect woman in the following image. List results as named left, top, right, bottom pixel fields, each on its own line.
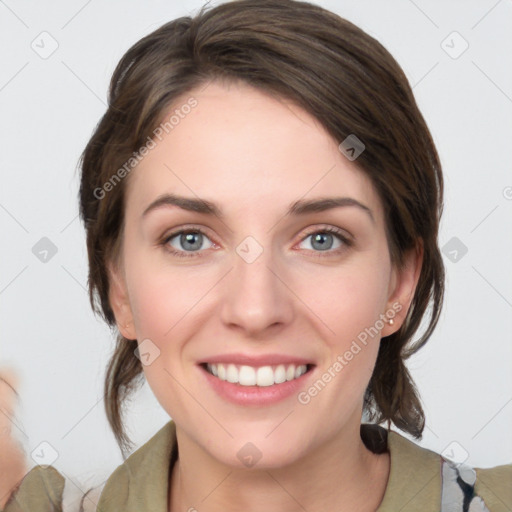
left=1, top=0, right=510, bottom=510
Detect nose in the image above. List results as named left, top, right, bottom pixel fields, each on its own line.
left=219, top=241, right=294, bottom=338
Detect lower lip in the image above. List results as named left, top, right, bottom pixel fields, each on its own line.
left=200, top=365, right=315, bottom=406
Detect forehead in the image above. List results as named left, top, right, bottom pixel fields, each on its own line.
left=125, top=81, right=383, bottom=223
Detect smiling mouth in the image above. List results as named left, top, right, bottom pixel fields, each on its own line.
left=201, top=362, right=314, bottom=387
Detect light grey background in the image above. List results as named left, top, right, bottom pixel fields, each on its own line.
left=1, top=0, right=511, bottom=490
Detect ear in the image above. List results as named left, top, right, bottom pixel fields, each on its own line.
left=381, top=240, right=424, bottom=337
left=107, top=260, right=137, bottom=340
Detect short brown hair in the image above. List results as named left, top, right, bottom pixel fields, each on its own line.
left=79, top=0, right=445, bottom=456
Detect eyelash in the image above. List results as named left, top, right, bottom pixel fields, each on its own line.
left=159, top=225, right=353, bottom=259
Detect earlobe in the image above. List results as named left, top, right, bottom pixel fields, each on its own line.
left=382, top=241, right=424, bottom=336
left=107, top=260, right=137, bottom=340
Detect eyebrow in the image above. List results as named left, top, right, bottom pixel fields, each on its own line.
left=142, top=193, right=374, bottom=223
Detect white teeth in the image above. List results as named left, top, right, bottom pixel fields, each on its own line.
left=274, top=364, right=286, bottom=384
left=239, top=365, right=256, bottom=386
left=217, top=363, right=226, bottom=380
left=256, top=366, right=274, bottom=387
left=206, top=363, right=308, bottom=386
left=226, top=364, right=238, bottom=383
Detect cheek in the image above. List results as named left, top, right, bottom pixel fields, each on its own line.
left=298, top=254, right=391, bottom=346
left=128, top=275, right=171, bottom=338
left=124, top=255, right=207, bottom=413
left=124, top=244, right=206, bottom=340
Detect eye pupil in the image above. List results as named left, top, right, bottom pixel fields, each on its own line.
left=182, top=232, right=202, bottom=250
left=311, top=232, right=333, bottom=251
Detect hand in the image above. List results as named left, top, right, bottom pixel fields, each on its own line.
left=0, top=368, right=28, bottom=509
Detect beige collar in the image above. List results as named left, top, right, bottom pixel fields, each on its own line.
left=377, top=428, right=441, bottom=511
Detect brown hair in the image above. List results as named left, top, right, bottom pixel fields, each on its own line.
left=79, top=0, right=444, bottom=456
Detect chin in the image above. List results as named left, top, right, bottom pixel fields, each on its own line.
left=208, top=431, right=307, bottom=470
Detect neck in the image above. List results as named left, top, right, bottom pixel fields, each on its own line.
left=169, top=422, right=390, bottom=512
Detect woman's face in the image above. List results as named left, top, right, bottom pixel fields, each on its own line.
left=109, top=80, right=420, bottom=468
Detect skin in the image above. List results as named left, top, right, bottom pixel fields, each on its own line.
left=0, top=370, right=27, bottom=509
left=109, top=80, right=423, bottom=512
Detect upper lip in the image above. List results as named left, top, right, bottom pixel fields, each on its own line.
left=200, top=353, right=314, bottom=367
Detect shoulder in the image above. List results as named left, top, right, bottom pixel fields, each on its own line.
left=440, top=459, right=512, bottom=512
left=365, top=425, right=512, bottom=512
left=1, top=421, right=176, bottom=512
left=376, top=427, right=443, bottom=511
left=1, top=465, right=65, bottom=512
left=97, top=420, right=177, bottom=511
left=474, top=463, right=512, bottom=511
left=1, top=463, right=112, bottom=512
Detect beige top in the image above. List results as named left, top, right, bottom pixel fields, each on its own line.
left=3, top=421, right=511, bottom=511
